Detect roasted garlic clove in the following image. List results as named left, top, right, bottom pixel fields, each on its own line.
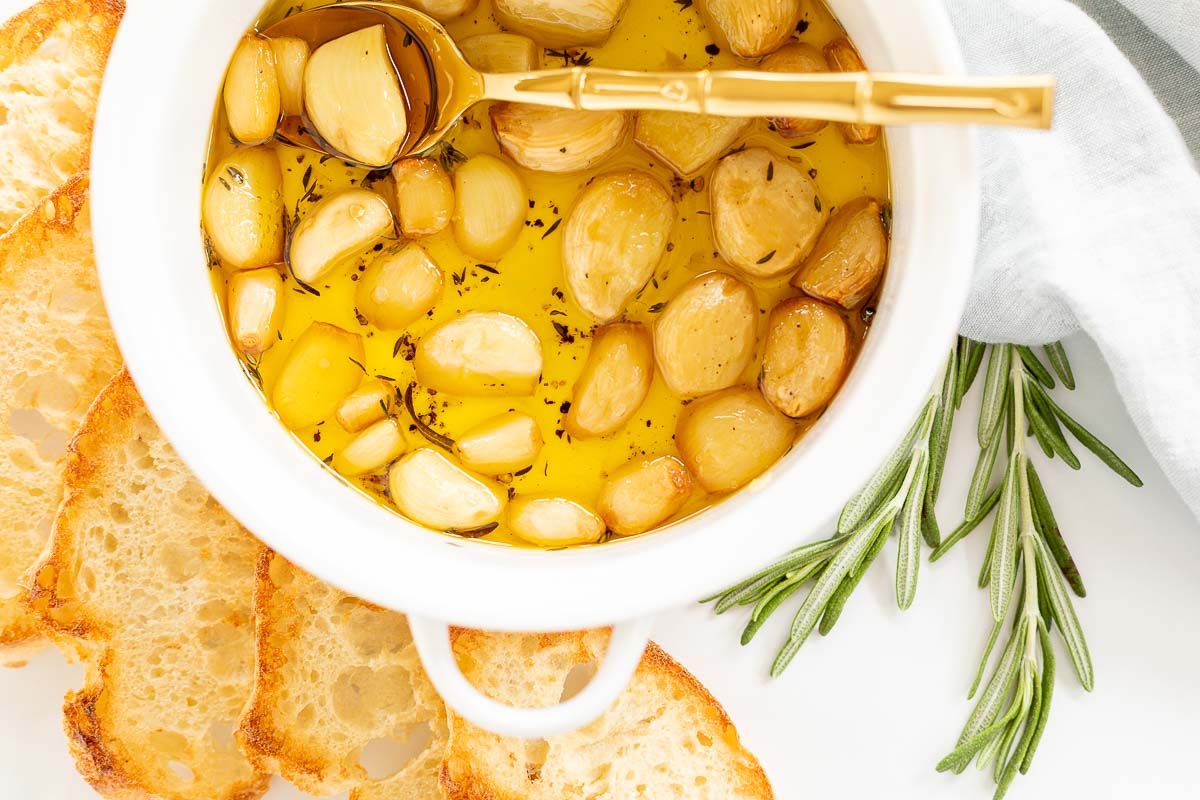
left=453, top=411, right=543, bottom=474
left=391, top=157, right=454, bottom=238
left=288, top=189, right=394, bottom=284
left=336, top=379, right=391, bottom=432
left=493, top=0, right=629, bottom=47
left=203, top=148, right=286, bottom=270
left=491, top=104, right=630, bottom=173
left=452, top=154, right=526, bottom=261
left=335, top=418, right=406, bottom=476
left=565, top=322, right=653, bottom=439
left=563, top=170, right=674, bottom=322
left=407, top=0, right=478, bottom=21
left=508, top=496, right=606, bottom=547
left=633, top=111, right=749, bottom=178
left=792, top=197, right=888, bottom=309
left=761, top=44, right=828, bottom=137
left=388, top=448, right=507, bottom=530
left=272, top=322, right=365, bottom=430
left=698, top=0, right=800, bottom=58
left=415, top=312, right=543, bottom=396
left=676, top=386, right=794, bottom=492
left=653, top=271, right=757, bottom=396
left=598, top=455, right=693, bottom=536
left=356, top=243, right=443, bottom=329
left=458, top=32, right=540, bottom=72
left=227, top=267, right=285, bottom=356
left=269, top=36, right=310, bottom=117
left=823, top=38, right=880, bottom=145
left=710, top=147, right=826, bottom=278
left=760, top=297, right=851, bottom=418
left=304, top=25, right=408, bottom=167
left=224, top=35, right=281, bottom=145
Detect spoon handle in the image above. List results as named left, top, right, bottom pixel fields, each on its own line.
left=481, top=68, right=1055, bottom=129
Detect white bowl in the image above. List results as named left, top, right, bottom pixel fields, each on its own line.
left=91, top=0, right=977, bottom=737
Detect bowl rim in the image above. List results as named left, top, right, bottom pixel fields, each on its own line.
left=90, top=0, right=978, bottom=631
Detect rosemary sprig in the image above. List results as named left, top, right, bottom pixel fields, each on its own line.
left=703, top=344, right=960, bottom=675
left=935, top=342, right=1140, bottom=799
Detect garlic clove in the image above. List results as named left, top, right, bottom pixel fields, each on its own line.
left=761, top=43, right=829, bottom=137
left=272, top=322, right=365, bottom=430
left=508, top=496, right=606, bottom=547
left=304, top=25, right=408, bottom=167
left=203, top=147, right=286, bottom=270
left=452, top=154, right=527, bottom=262
left=388, top=448, right=507, bottom=531
left=792, top=197, right=888, bottom=309
left=356, top=243, right=444, bottom=330
left=415, top=311, right=543, bottom=396
left=227, top=267, right=285, bottom=356
left=562, top=170, right=675, bottom=323
left=823, top=37, right=880, bottom=145
left=336, top=379, right=392, bottom=433
left=633, top=111, right=749, bottom=178
left=335, top=418, right=406, bottom=476
left=391, top=157, right=454, bottom=238
left=710, top=147, right=826, bottom=278
left=598, top=455, right=693, bottom=536
left=407, top=0, right=478, bottom=21
left=565, top=322, right=653, bottom=439
left=653, top=271, right=757, bottom=397
left=287, top=188, right=394, bottom=285
left=760, top=297, right=851, bottom=418
left=453, top=411, right=543, bottom=475
left=269, top=36, right=310, bottom=118
left=697, top=0, right=801, bottom=58
left=224, top=35, right=281, bottom=145
left=676, top=386, right=795, bottom=493
left=493, top=0, right=629, bottom=47
left=491, top=104, right=630, bottom=173
left=458, top=32, right=541, bottom=72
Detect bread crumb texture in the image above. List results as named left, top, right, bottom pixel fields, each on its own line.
left=0, top=174, right=120, bottom=663
left=0, top=0, right=123, bottom=233
left=26, top=371, right=268, bottom=800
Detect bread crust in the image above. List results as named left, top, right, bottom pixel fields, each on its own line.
left=0, top=174, right=121, bottom=664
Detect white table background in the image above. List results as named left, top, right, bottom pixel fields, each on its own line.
left=2, top=1, right=1198, bottom=795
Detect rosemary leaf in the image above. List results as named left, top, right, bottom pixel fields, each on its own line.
left=957, top=338, right=986, bottom=408
left=1033, top=535, right=1094, bottom=690
left=968, top=614, right=1005, bottom=700
left=838, top=399, right=930, bottom=533
left=978, top=345, right=1011, bottom=448
left=1027, top=461, right=1086, bottom=597
left=990, top=456, right=1022, bottom=622
left=928, top=347, right=958, bottom=504
left=966, top=417, right=1005, bottom=518
left=896, top=450, right=928, bottom=609
left=921, top=496, right=941, bottom=549
left=959, top=617, right=1025, bottom=746
left=1043, top=341, right=1075, bottom=390
left=741, top=561, right=825, bottom=644
left=979, top=529, right=996, bottom=588
left=1024, top=380, right=1081, bottom=468
left=1021, top=623, right=1056, bottom=773
left=1016, top=345, right=1055, bottom=389
left=997, top=673, right=1042, bottom=799
left=820, top=520, right=890, bottom=635
left=1040, top=392, right=1144, bottom=486
left=932, top=484, right=1003, bottom=562
left=707, top=535, right=848, bottom=612
left=940, top=661, right=1028, bottom=773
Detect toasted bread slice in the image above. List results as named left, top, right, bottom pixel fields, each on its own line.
left=25, top=371, right=269, bottom=800
left=237, top=551, right=448, bottom=799
left=440, top=629, right=774, bottom=800
left=0, top=174, right=121, bottom=665
left=0, top=0, right=123, bottom=233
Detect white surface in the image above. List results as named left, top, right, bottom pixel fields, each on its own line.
left=948, top=0, right=1200, bottom=522
left=85, top=0, right=975, bottom=634
left=3, top=335, right=1199, bottom=798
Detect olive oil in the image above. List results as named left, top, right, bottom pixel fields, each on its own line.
left=207, top=0, right=891, bottom=546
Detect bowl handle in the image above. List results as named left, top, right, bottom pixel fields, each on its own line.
left=408, top=615, right=653, bottom=739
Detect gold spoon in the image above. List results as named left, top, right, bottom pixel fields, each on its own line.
left=264, top=1, right=1054, bottom=168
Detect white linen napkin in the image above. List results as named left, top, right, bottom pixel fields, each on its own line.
left=943, top=0, right=1200, bottom=521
